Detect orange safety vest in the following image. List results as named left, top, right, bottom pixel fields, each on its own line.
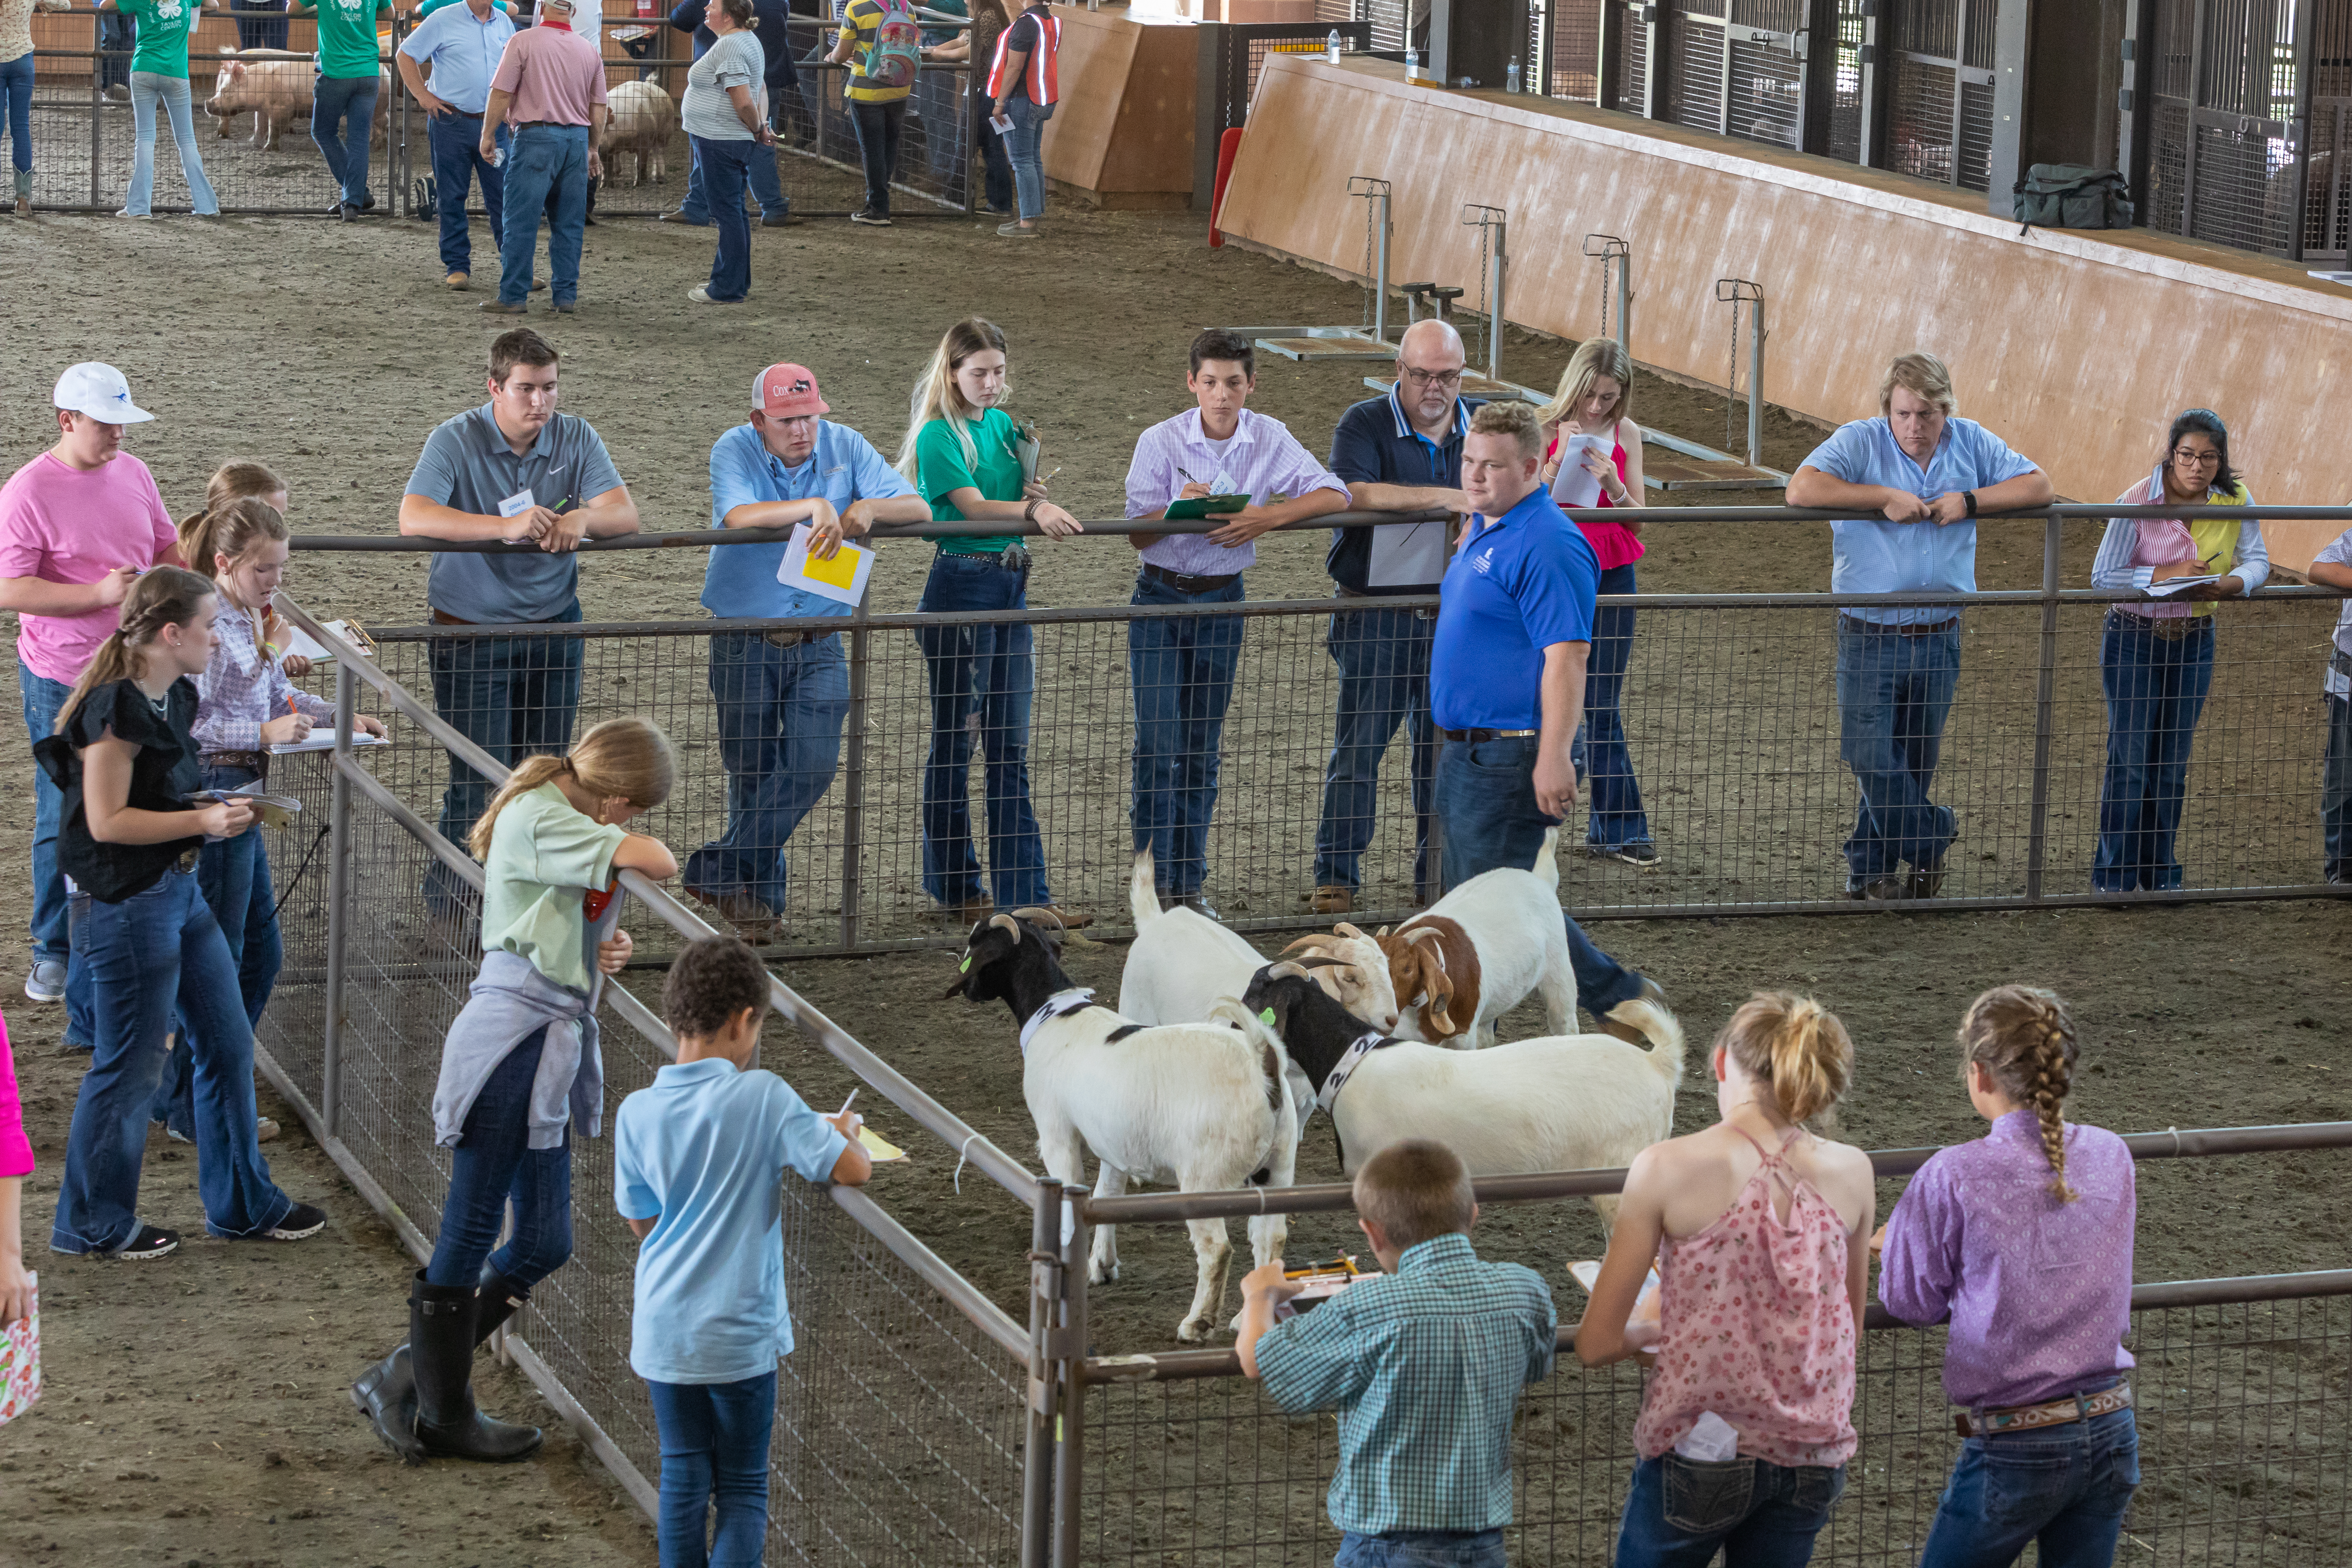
left=986, top=7, right=1059, bottom=105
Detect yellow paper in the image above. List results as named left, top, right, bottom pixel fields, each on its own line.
left=801, top=547, right=862, bottom=592
left=857, top=1126, right=907, bottom=1163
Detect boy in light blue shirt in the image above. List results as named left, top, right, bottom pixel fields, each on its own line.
left=615, top=935, right=871, bottom=1567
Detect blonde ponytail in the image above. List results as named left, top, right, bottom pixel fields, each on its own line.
left=1717, top=991, right=1854, bottom=1127
left=1958, top=984, right=2081, bottom=1202
left=178, top=496, right=290, bottom=587
left=467, top=716, right=677, bottom=861
left=54, top=567, right=219, bottom=736
left=895, top=316, right=1009, bottom=483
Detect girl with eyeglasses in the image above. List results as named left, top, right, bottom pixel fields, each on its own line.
left=2087, top=409, right=2268, bottom=892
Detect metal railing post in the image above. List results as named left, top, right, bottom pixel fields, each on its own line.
left=1050, top=1186, right=1088, bottom=1568
left=839, top=597, right=872, bottom=949
left=1748, top=287, right=1766, bottom=464
left=88, top=38, right=100, bottom=210
left=320, top=662, right=356, bottom=1139
left=2024, top=511, right=2063, bottom=903
left=1021, top=1179, right=1063, bottom=1568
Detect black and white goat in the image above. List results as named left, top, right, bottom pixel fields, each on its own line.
left=1242, top=958, right=1684, bottom=1232
left=946, top=911, right=1300, bottom=1342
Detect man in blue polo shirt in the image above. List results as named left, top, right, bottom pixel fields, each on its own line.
left=1786, top=351, right=2051, bottom=901
left=682, top=362, right=929, bottom=942
left=1314, top=319, right=1479, bottom=915
left=1429, top=400, right=1663, bottom=1036
left=400, top=328, right=640, bottom=912
left=396, top=0, right=518, bottom=290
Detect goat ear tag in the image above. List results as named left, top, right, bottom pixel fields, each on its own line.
left=1257, top=1007, right=1276, bottom=1026
left=959, top=955, right=971, bottom=972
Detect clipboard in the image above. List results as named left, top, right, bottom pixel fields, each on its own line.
left=778, top=523, right=875, bottom=606
left=1165, top=494, right=1249, bottom=521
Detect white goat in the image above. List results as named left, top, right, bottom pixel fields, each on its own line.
left=948, top=911, right=1300, bottom=1343
left=1116, top=851, right=1401, bottom=1033
left=1377, top=828, right=1577, bottom=1048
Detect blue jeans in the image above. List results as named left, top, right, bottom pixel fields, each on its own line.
left=2094, top=612, right=2214, bottom=892
left=1834, top=617, right=1960, bottom=883
left=20, top=661, right=95, bottom=1045
left=427, top=607, right=584, bottom=907
left=423, top=1025, right=574, bottom=1289
left=848, top=96, right=904, bottom=215
left=1916, top=1407, right=2139, bottom=1568
left=1, top=52, right=32, bottom=174
left=1573, top=562, right=1652, bottom=851
left=694, top=134, right=754, bottom=301
left=1434, top=735, right=1646, bottom=1017
left=98, top=12, right=133, bottom=91
left=1006, top=92, right=1052, bottom=220
left=154, top=762, right=286, bottom=1138
left=916, top=66, right=962, bottom=184
left=499, top=122, right=588, bottom=305
left=126, top=72, right=219, bottom=215
left=1614, top=1453, right=1847, bottom=1568
left=683, top=631, right=849, bottom=917
left=1128, top=571, right=1244, bottom=898
left=2325, top=687, right=2352, bottom=883
left=917, top=552, right=1050, bottom=908
left=427, top=109, right=507, bottom=273
left=678, top=127, right=786, bottom=222
left=647, top=1372, right=779, bottom=1568
left=1336, top=1527, right=1503, bottom=1568
left=1312, top=606, right=1436, bottom=896
left=229, top=0, right=288, bottom=50
left=310, top=72, right=378, bottom=207
left=51, top=868, right=295, bottom=1251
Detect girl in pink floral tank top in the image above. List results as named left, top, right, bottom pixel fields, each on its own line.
left=1578, top=993, right=1876, bottom=1567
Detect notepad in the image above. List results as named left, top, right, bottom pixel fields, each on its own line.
left=778, top=523, right=874, bottom=606
left=2144, top=574, right=2222, bottom=597
left=269, top=728, right=394, bottom=755
left=1164, top=494, right=1249, bottom=521
left=277, top=618, right=372, bottom=665
left=857, top=1126, right=907, bottom=1163
left=1549, top=432, right=1614, bottom=509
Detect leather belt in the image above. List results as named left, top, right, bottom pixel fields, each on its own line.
left=1142, top=563, right=1239, bottom=594
left=432, top=609, right=577, bottom=629
left=1957, top=1382, right=2132, bottom=1439
left=204, top=750, right=270, bottom=780
left=1839, top=614, right=1960, bottom=636
left=761, top=629, right=835, bottom=648
left=2109, top=609, right=2199, bottom=642
left=1438, top=727, right=1538, bottom=743
left=1334, top=585, right=1441, bottom=620
left=514, top=120, right=582, bottom=130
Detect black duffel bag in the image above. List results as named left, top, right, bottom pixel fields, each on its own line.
left=2013, top=164, right=2135, bottom=231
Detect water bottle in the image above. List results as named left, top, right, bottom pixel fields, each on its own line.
left=1404, top=47, right=1420, bottom=82
left=1325, top=28, right=1340, bottom=64
left=1506, top=54, right=1520, bottom=92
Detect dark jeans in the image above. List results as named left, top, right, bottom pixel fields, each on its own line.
left=1615, top=1453, right=1847, bottom=1567
left=1128, top=570, right=1245, bottom=898
left=1433, top=734, right=1646, bottom=1018
left=1835, top=617, right=1960, bottom=884
left=498, top=122, right=588, bottom=306
left=1574, top=561, right=1652, bottom=851
left=683, top=631, right=849, bottom=917
left=98, top=12, right=133, bottom=91
left=972, top=79, right=1011, bottom=210
left=1312, top=605, right=1435, bottom=896
left=423, top=1025, right=574, bottom=1290
left=1, top=52, right=32, bottom=174
left=678, top=126, right=787, bottom=221
left=1336, top=1527, right=1504, bottom=1568
left=21, top=661, right=96, bottom=1044
left=1916, top=1407, right=2139, bottom=1568
left=2325, top=689, right=2352, bottom=884
left=311, top=72, right=379, bottom=207
left=153, top=762, right=285, bottom=1139
left=427, top=109, right=507, bottom=273
left=2094, top=612, right=2214, bottom=893
left=917, top=552, right=1050, bottom=908
left=914, top=65, right=961, bottom=184
left=848, top=96, right=904, bottom=215
left=427, top=607, right=584, bottom=907
left=1005, top=92, right=1051, bottom=221
left=51, top=868, right=294, bottom=1251
left=647, top=1372, right=779, bottom=1568
left=229, top=0, right=287, bottom=51
left=693, top=133, right=755, bottom=301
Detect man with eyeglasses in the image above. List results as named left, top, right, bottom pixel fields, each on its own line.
left=1312, top=319, right=1478, bottom=914
left=1786, top=351, right=2052, bottom=902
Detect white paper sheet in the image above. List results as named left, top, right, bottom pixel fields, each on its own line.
left=1549, top=432, right=1614, bottom=509
left=276, top=618, right=367, bottom=665
left=269, top=728, right=394, bottom=755
left=2144, top=574, right=2222, bottom=597
left=778, top=523, right=875, bottom=607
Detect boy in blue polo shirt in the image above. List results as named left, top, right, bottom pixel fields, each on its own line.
left=615, top=935, right=871, bottom=1567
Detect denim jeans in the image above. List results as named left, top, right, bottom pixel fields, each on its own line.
left=51, top=868, right=295, bottom=1251
left=427, top=608, right=585, bottom=910
left=917, top=552, right=1051, bottom=908
left=423, top=1025, right=574, bottom=1289
left=647, top=1372, right=779, bottom=1568
left=154, top=761, right=285, bottom=1138
left=2325, top=689, right=2352, bottom=884
left=683, top=631, right=850, bottom=917
left=1312, top=606, right=1435, bottom=896
left=98, top=12, right=133, bottom=91
left=1573, top=562, right=1652, bottom=851
left=1006, top=92, right=1052, bottom=220
left=310, top=71, right=379, bottom=207
left=1129, top=571, right=1244, bottom=898
left=1, top=52, right=32, bottom=174
left=2094, top=612, right=2214, bottom=892
left=427, top=109, right=507, bottom=273
left=1433, top=735, right=1646, bottom=1017
left=1834, top=618, right=1960, bottom=884
left=1614, top=1453, right=1847, bottom=1568
left=1335, top=1527, right=1504, bottom=1568
left=1916, top=1407, right=2139, bottom=1568
left=848, top=96, right=904, bottom=215
left=915, top=66, right=962, bottom=184
left=229, top=0, right=288, bottom=50
left=498, top=122, right=588, bottom=305
left=972, top=81, right=1011, bottom=210
left=693, top=133, right=755, bottom=301
left=126, top=72, right=219, bottom=215
left=20, top=661, right=95, bottom=1045
left=679, top=124, right=786, bottom=222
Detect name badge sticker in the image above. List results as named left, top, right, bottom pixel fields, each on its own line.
left=498, top=490, right=536, bottom=518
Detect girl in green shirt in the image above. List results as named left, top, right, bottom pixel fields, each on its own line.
left=893, top=316, right=1083, bottom=925
left=98, top=0, right=219, bottom=216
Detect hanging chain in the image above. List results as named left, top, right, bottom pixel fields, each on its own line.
left=1726, top=292, right=1739, bottom=455
left=1461, top=204, right=1506, bottom=378
left=1362, top=193, right=1377, bottom=335
left=1598, top=258, right=1611, bottom=345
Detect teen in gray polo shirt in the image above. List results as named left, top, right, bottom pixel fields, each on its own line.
left=398, top=328, right=639, bottom=907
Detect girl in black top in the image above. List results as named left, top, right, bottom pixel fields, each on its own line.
left=37, top=567, right=320, bottom=1259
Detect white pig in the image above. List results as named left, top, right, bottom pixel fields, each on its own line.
left=206, top=52, right=391, bottom=152
left=599, top=79, right=676, bottom=188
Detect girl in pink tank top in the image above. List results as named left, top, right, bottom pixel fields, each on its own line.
left=1579, top=992, right=1876, bottom=1567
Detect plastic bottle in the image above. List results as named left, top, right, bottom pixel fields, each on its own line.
left=1506, top=55, right=1521, bottom=92
left=1404, top=47, right=1420, bottom=83
left=1326, top=28, right=1341, bottom=64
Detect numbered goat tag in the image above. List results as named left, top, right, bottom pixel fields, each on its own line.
left=498, top=490, right=536, bottom=518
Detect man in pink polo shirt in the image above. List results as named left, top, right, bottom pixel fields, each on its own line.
left=478, top=0, right=608, bottom=316
left=0, top=363, right=180, bottom=1021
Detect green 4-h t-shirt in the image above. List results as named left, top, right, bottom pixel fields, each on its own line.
left=482, top=783, right=629, bottom=994
left=916, top=407, right=1025, bottom=554
left=313, top=0, right=390, bottom=80
left=119, top=0, right=202, bottom=78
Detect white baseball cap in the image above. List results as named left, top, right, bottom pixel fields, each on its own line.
left=52, top=362, right=155, bottom=425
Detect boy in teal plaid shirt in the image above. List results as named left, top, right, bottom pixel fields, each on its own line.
left=1238, top=1139, right=1557, bottom=1568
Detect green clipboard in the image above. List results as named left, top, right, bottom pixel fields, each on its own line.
left=1165, top=494, right=1250, bottom=521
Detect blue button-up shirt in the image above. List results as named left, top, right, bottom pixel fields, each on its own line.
left=1253, top=1233, right=1556, bottom=1535
left=700, top=419, right=918, bottom=620
left=396, top=0, right=518, bottom=115
left=1428, top=486, right=1598, bottom=732
left=1801, top=415, right=2039, bottom=626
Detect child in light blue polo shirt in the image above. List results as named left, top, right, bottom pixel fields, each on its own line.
left=615, top=936, right=871, bottom=1568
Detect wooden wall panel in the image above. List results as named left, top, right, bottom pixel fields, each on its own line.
left=1040, top=5, right=1195, bottom=205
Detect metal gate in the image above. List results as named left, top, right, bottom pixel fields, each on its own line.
left=2145, top=0, right=2310, bottom=256
left=1878, top=0, right=1997, bottom=191
left=2304, top=1, right=2352, bottom=259
left=1660, top=0, right=1809, bottom=151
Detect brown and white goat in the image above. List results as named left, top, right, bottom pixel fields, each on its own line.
left=1377, top=829, right=1577, bottom=1048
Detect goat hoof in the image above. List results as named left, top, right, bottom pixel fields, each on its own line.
left=1087, top=1261, right=1118, bottom=1286
left=1176, top=1319, right=1207, bottom=1344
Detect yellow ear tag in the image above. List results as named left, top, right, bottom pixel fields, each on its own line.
left=959, top=955, right=971, bottom=972
left=1257, top=1007, right=1276, bottom=1026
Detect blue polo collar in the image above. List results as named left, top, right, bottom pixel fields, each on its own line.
left=477, top=403, right=558, bottom=461
left=1467, top=484, right=1554, bottom=539
left=1386, top=384, right=1471, bottom=445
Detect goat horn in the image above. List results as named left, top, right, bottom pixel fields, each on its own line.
left=1279, top=934, right=1332, bottom=957
left=1265, top=960, right=1312, bottom=981
left=1401, top=925, right=1441, bottom=948
left=1289, top=955, right=1349, bottom=971
left=987, top=912, right=1020, bottom=937
left=1006, top=905, right=1064, bottom=933
left=1332, top=922, right=1366, bottom=941
left=1375, top=925, right=1391, bottom=938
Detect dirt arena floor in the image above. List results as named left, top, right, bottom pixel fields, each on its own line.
left=1, top=200, right=2348, bottom=1565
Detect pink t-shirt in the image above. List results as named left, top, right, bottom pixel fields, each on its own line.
left=491, top=23, right=608, bottom=127
left=0, top=1011, right=29, bottom=1179
left=0, top=450, right=179, bottom=686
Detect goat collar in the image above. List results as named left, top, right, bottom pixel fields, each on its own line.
left=1019, top=988, right=1097, bottom=1054
left=1314, top=1030, right=1392, bottom=1116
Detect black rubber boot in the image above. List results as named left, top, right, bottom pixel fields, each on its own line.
left=412, top=1272, right=543, bottom=1462
left=353, top=1265, right=526, bottom=1464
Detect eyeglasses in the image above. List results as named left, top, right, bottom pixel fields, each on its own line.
left=2171, top=448, right=2223, bottom=467
left=1402, top=367, right=1465, bottom=387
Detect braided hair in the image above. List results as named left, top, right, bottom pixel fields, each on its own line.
left=1958, top=984, right=2081, bottom=1202
left=52, top=566, right=219, bottom=735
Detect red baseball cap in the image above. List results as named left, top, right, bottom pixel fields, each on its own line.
left=754, top=363, right=829, bottom=419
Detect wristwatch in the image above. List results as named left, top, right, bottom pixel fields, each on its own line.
left=1963, top=489, right=1979, bottom=517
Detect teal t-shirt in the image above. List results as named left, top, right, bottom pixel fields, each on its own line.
left=313, top=0, right=388, bottom=79
left=915, top=407, right=1024, bottom=555
left=120, top=0, right=201, bottom=78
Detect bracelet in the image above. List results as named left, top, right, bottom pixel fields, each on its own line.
left=1963, top=489, right=1979, bottom=517
left=1024, top=498, right=1040, bottom=524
